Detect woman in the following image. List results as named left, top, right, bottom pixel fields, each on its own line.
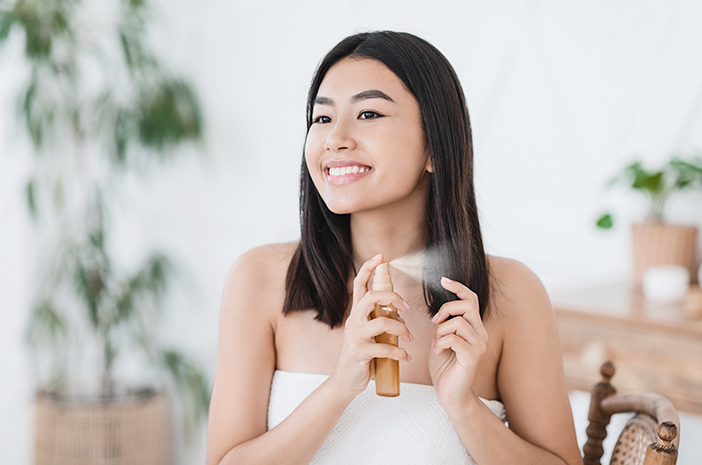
left=207, top=31, right=581, bottom=465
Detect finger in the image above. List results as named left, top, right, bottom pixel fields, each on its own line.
left=440, top=276, right=478, bottom=302
left=431, top=299, right=477, bottom=323
left=432, top=300, right=487, bottom=343
left=361, top=290, right=409, bottom=315
left=352, top=254, right=384, bottom=306
left=372, top=343, right=411, bottom=362
left=433, top=333, right=484, bottom=358
left=433, top=317, right=484, bottom=349
left=360, top=315, right=413, bottom=343
left=347, top=290, right=408, bottom=326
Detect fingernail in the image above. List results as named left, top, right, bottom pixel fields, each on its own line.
left=441, top=276, right=452, bottom=284
left=407, top=354, right=412, bottom=361
left=372, top=253, right=383, bottom=261
left=431, top=337, right=435, bottom=346
left=403, top=300, right=410, bottom=311
left=431, top=313, right=439, bottom=323
left=409, top=332, right=414, bottom=342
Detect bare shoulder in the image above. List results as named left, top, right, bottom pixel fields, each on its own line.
left=486, top=255, right=552, bottom=322
left=225, top=242, right=298, bottom=297
left=221, top=241, right=299, bottom=328
left=227, top=241, right=298, bottom=284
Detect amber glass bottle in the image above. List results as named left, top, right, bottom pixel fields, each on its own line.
left=370, top=262, right=400, bottom=397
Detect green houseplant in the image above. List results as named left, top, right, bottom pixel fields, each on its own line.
left=0, top=0, right=209, bottom=462
left=596, top=156, right=702, bottom=288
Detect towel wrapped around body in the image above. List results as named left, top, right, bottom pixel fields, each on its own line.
left=267, top=369, right=507, bottom=465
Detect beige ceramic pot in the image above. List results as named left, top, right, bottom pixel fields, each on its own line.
left=632, top=222, right=698, bottom=290
left=34, top=390, right=168, bottom=465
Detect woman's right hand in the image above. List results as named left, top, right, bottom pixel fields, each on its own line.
left=328, top=254, right=413, bottom=399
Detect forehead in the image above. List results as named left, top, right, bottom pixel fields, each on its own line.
left=317, top=58, right=414, bottom=102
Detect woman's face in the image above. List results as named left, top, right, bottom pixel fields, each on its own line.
left=305, top=58, right=432, bottom=216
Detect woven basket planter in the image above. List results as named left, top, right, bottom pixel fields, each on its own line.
left=34, top=390, right=169, bottom=465
left=632, top=222, right=699, bottom=290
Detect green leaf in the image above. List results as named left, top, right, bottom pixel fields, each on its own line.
left=20, top=6, right=53, bottom=59
left=52, top=9, right=70, bottom=36
left=114, top=252, right=171, bottom=324
left=114, top=285, right=135, bottom=322
left=89, top=224, right=104, bottom=251
left=141, top=253, right=170, bottom=304
left=138, top=79, right=202, bottom=152
left=73, top=259, right=105, bottom=330
left=22, top=74, right=42, bottom=147
left=118, top=29, right=134, bottom=69
left=25, top=299, right=68, bottom=348
left=26, top=178, right=37, bottom=218
left=114, top=107, right=130, bottom=165
left=669, top=158, right=702, bottom=188
left=0, top=8, right=16, bottom=42
left=631, top=169, right=663, bottom=193
left=161, top=349, right=210, bottom=439
left=596, top=213, right=613, bottom=229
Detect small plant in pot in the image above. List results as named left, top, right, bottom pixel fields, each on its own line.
left=0, top=0, right=209, bottom=463
left=596, top=156, right=702, bottom=289
left=28, top=193, right=210, bottom=463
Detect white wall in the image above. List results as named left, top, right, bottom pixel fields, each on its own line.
left=2, top=1, right=702, bottom=463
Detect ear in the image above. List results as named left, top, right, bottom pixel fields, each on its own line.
left=425, top=155, right=433, bottom=173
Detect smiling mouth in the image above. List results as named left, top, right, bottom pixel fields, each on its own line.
left=325, top=165, right=371, bottom=176
left=324, top=165, right=373, bottom=185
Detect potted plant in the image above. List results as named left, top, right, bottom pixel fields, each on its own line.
left=0, top=0, right=209, bottom=463
left=596, top=156, right=702, bottom=290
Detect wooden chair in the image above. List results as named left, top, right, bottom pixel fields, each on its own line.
left=583, top=361, right=680, bottom=465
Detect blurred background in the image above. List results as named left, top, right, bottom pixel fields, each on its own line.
left=2, top=0, right=702, bottom=463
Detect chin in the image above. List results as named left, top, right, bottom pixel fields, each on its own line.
left=319, top=195, right=370, bottom=215
left=323, top=202, right=356, bottom=216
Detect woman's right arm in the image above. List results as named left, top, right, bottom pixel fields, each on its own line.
left=206, top=250, right=412, bottom=465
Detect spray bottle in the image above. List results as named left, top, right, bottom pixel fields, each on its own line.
left=370, top=262, right=400, bottom=397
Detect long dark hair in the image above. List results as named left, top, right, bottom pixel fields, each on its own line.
left=283, top=31, right=489, bottom=328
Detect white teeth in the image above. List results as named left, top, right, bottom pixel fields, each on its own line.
left=328, top=166, right=369, bottom=176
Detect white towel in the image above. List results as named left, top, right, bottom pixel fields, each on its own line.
left=268, top=370, right=506, bottom=465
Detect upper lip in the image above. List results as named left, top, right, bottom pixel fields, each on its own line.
left=323, top=159, right=372, bottom=172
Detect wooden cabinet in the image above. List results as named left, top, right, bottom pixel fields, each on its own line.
left=550, top=282, right=702, bottom=415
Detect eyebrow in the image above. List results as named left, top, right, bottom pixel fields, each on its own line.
left=314, top=89, right=395, bottom=106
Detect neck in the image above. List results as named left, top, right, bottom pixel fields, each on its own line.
left=350, top=183, right=429, bottom=271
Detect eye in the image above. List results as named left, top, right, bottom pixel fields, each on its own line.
left=359, top=111, right=382, bottom=120
left=313, top=115, right=331, bottom=124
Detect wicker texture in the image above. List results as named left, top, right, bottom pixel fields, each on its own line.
left=632, top=222, right=698, bottom=289
left=610, top=414, right=658, bottom=465
left=34, top=392, right=168, bottom=465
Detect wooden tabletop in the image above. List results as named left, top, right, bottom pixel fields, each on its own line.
left=549, top=281, right=702, bottom=414
left=549, top=281, right=702, bottom=338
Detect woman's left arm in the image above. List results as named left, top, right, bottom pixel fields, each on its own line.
left=429, top=262, right=582, bottom=465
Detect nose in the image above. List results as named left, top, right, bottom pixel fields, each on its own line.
left=324, top=117, right=357, bottom=153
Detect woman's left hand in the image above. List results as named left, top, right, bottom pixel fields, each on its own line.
left=428, top=277, right=489, bottom=409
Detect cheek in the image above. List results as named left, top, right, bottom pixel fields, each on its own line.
left=304, top=138, right=326, bottom=193
left=372, top=119, right=424, bottom=158
left=304, top=133, right=321, bottom=171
